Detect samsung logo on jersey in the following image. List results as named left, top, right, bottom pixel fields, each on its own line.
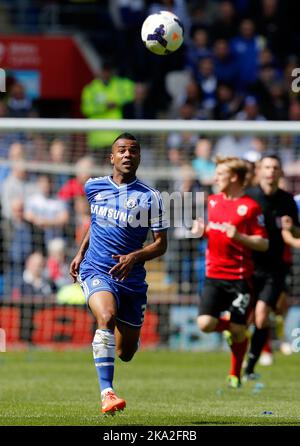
left=91, top=204, right=134, bottom=224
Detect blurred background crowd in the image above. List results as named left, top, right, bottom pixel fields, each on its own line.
left=0, top=0, right=300, bottom=307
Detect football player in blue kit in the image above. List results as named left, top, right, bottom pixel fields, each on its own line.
left=70, top=133, right=168, bottom=414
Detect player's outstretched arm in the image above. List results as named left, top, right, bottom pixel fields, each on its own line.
left=282, top=229, right=300, bottom=249
left=224, top=223, right=269, bottom=252
left=281, top=215, right=300, bottom=238
left=109, top=230, right=168, bottom=281
left=69, top=227, right=90, bottom=282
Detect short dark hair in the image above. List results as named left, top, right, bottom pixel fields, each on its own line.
left=260, top=153, right=282, bottom=168
left=112, top=133, right=140, bottom=150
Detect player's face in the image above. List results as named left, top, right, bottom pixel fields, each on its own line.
left=214, top=164, right=236, bottom=193
left=259, top=158, right=282, bottom=186
left=111, top=138, right=140, bottom=175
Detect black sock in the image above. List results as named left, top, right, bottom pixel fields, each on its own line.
left=245, top=327, right=270, bottom=374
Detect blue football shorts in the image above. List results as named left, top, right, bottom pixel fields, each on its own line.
left=78, top=271, right=148, bottom=328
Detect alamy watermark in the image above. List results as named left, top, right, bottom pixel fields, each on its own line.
left=92, top=189, right=205, bottom=237
left=0, top=68, right=6, bottom=92
left=0, top=328, right=6, bottom=352
left=291, top=327, right=300, bottom=353
left=291, top=68, right=300, bottom=93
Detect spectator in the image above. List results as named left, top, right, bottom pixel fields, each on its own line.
left=2, top=198, right=33, bottom=298
left=7, top=82, right=34, bottom=118
left=258, top=47, right=278, bottom=69
left=243, top=136, right=269, bottom=162
left=192, top=138, right=215, bottom=186
left=210, top=1, right=239, bottom=41
left=276, top=135, right=297, bottom=171
left=29, top=134, right=49, bottom=162
left=21, top=252, right=54, bottom=299
left=1, top=161, right=35, bottom=220
left=267, top=82, right=289, bottom=120
left=169, top=78, right=202, bottom=118
left=185, top=27, right=212, bottom=76
left=189, top=2, right=218, bottom=33
left=214, top=134, right=253, bottom=159
left=24, top=175, right=69, bottom=251
left=213, top=82, right=241, bottom=120
left=234, top=95, right=266, bottom=121
left=0, top=101, right=11, bottom=157
left=288, top=97, right=300, bottom=121
left=109, top=0, right=146, bottom=79
left=122, top=82, right=156, bottom=119
left=46, top=238, right=70, bottom=291
left=167, top=101, right=199, bottom=159
left=74, top=195, right=90, bottom=248
left=230, top=19, right=265, bottom=90
left=0, top=100, right=8, bottom=118
left=248, top=0, right=289, bottom=59
left=58, top=156, right=93, bottom=203
left=247, top=62, right=282, bottom=118
left=48, top=139, right=70, bottom=194
left=213, top=39, right=239, bottom=86
left=244, top=159, right=257, bottom=187
left=216, top=96, right=267, bottom=158
left=164, top=147, right=199, bottom=294
left=196, top=57, right=217, bottom=114
left=0, top=142, right=25, bottom=186
left=81, top=61, right=135, bottom=161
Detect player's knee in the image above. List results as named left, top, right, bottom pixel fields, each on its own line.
left=255, top=317, right=268, bottom=330
left=117, top=348, right=136, bottom=362
left=197, top=315, right=215, bottom=332
left=96, top=311, right=115, bottom=330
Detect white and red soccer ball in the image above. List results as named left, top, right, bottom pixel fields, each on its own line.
left=141, top=11, right=184, bottom=56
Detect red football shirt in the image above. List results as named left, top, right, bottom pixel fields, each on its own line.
left=57, top=178, right=85, bottom=201
left=206, top=193, right=267, bottom=280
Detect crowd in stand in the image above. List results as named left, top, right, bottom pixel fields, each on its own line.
left=0, top=0, right=300, bottom=301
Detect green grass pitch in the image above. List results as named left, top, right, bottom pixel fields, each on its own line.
left=0, top=350, right=300, bottom=426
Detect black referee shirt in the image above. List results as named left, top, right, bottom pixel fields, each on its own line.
left=246, top=186, right=300, bottom=272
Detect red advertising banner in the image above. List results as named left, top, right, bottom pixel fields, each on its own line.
left=0, top=35, right=94, bottom=101
left=0, top=302, right=163, bottom=349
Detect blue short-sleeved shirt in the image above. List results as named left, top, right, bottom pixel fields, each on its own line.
left=79, top=175, right=168, bottom=326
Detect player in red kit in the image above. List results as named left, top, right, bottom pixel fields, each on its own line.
left=192, top=157, right=269, bottom=388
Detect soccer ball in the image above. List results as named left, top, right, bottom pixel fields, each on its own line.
left=141, top=11, right=184, bottom=56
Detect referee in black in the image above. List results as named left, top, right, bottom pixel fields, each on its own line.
left=244, top=154, right=300, bottom=379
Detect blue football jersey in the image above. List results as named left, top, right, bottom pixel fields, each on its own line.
left=79, top=175, right=168, bottom=287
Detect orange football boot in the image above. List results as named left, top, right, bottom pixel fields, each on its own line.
left=101, top=391, right=126, bottom=414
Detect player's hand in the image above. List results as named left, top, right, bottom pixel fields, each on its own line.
left=109, top=253, right=137, bottom=281
left=281, top=215, right=293, bottom=231
left=224, top=223, right=238, bottom=239
left=191, top=218, right=205, bottom=237
left=281, top=228, right=293, bottom=243
left=69, top=253, right=84, bottom=283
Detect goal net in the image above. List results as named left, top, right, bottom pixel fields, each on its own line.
left=0, top=118, right=299, bottom=351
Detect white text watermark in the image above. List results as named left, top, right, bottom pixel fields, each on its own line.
left=291, top=327, right=300, bottom=353
left=291, top=68, right=300, bottom=93
left=0, top=68, right=6, bottom=92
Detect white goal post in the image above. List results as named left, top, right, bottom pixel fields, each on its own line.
left=0, top=118, right=299, bottom=179
left=0, top=117, right=300, bottom=133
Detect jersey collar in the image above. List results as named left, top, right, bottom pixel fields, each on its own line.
left=108, top=175, right=138, bottom=189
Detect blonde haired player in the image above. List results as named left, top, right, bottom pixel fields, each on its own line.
left=192, top=157, right=268, bottom=388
